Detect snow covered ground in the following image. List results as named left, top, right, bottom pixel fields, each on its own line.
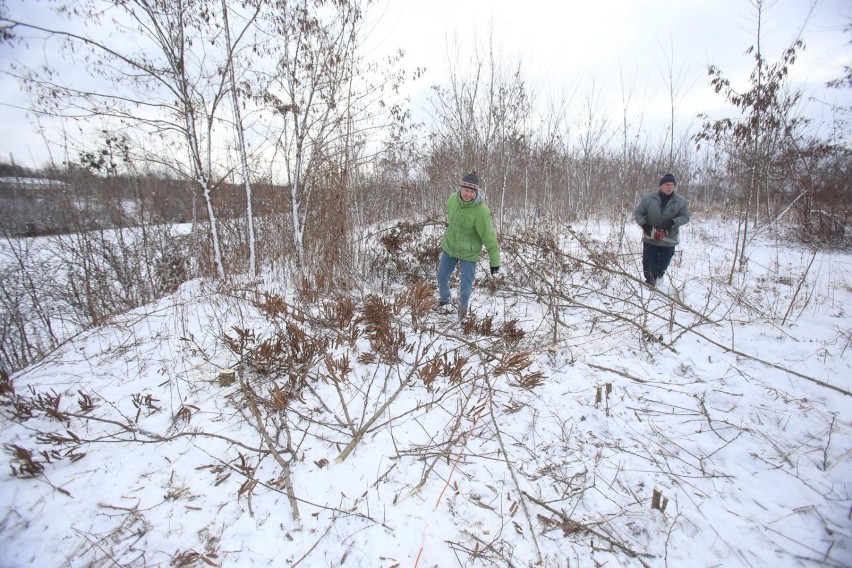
left=1, top=218, right=850, bottom=567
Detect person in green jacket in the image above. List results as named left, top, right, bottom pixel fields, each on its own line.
left=437, top=171, right=500, bottom=320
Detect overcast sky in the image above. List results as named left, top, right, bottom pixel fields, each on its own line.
left=364, top=0, right=850, bottom=134
left=1, top=0, right=850, bottom=169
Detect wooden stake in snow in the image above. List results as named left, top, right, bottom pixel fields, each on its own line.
left=651, top=487, right=662, bottom=510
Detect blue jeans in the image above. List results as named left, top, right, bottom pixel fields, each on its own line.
left=642, top=242, right=676, bottom=283
left=437, top=251, right=477, bottom=309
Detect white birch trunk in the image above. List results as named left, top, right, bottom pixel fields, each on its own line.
left=200, top=177, right=226, bottom=280
left=221, top=0, right=257, bottom=276
left=185, top=105, right=225, bottom=279
left=291, top=154, right=305, bottom=271
left=173, top=1, right=225, bottom=279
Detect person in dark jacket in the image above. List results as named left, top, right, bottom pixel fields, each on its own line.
left=437, top=171, right=500, bottom=320
left=634, top=173, right=690, bottom=286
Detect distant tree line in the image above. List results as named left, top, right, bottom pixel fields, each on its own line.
left=0, top=167, right=288, bottom=237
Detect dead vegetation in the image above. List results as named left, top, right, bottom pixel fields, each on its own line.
left=0, top=221, right=849, bottom=566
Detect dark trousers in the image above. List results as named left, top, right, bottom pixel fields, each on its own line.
left=642, top=242, right=675, bottom=283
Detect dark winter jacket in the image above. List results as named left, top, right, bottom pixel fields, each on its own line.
left=441, top=190, right=500, bottom=266
left=634, top=190, right=690, bottom=247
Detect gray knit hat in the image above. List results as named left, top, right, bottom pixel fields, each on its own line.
left=460, top=171, right=481, bottom=191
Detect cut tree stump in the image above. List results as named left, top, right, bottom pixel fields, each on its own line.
left=218, top=368, right=236, bottom=387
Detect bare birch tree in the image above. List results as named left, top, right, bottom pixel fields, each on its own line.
left=695, top=0, right=811, bottom=280
left=2, top=0, right=266, bottom=279
left=425, top=30, right=531, bottom=227
left=221, top=0, right=263, bottom=277
left=258, top=0, right=366, bottom=275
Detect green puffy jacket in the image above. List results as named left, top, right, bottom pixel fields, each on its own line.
left=441, top=191, right=500, bottom=267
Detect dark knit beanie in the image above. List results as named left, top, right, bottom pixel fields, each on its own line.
left=659, top=173, right=676, bottom=186
left=460, top=171, right=481, bottom=191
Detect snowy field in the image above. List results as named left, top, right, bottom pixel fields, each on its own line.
left=0, top=218, right=850, bottom=567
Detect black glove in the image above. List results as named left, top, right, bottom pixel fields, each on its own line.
left=641, top=223, right=652, bottom=236
left=490, top=266, right=499, bottom=276
left=660, top=219, right=675, bottom=230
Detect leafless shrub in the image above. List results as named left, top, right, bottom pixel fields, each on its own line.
left=249, top=335, right=292, bottom=376
left=0, top=236, right=59, bottom=370
left=418, top=357, right=441, bottom=392
left=170, top=548, right=219, bottom=567
left=32, top=389, right=68, bottom=423
left=130, top=392, right=162, bottom=423
left=4, top=443, right=45, bottom=477
left=324, top=353, right=352, bottom=385
left=321, top=296, right=356, bottom=329
left=494, top=351, right=546, bottom=389
left=252, top=292, right=290, bottom=319
left=173, top=404, right=199, bottom=426
left=396, top=280, right=437, bottom=330
left=55, top=224, right=199, bottom=325
left=439, top=351, right=470, bottom=386
left=356, top=351, right=376, bottom=365
left=77, top=390, right=96, bottom=412
left=224, top=323, right=326, bottom=385
left=358, top=294, right=409, bottom=364
left=197, top=463, right=232, bottom=487
left=1, top=214, right=201, bottom=375
left=296, top=275, right=321, bottom=305
left=367, top=220, right=443, bottom=284
left=154, top=245, right=190, bottom=296
left=459, top=314, right=527, bottom=347
left=497, top=319, right=525, bottom=347
left=3, top=389, right=34, bottom=421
